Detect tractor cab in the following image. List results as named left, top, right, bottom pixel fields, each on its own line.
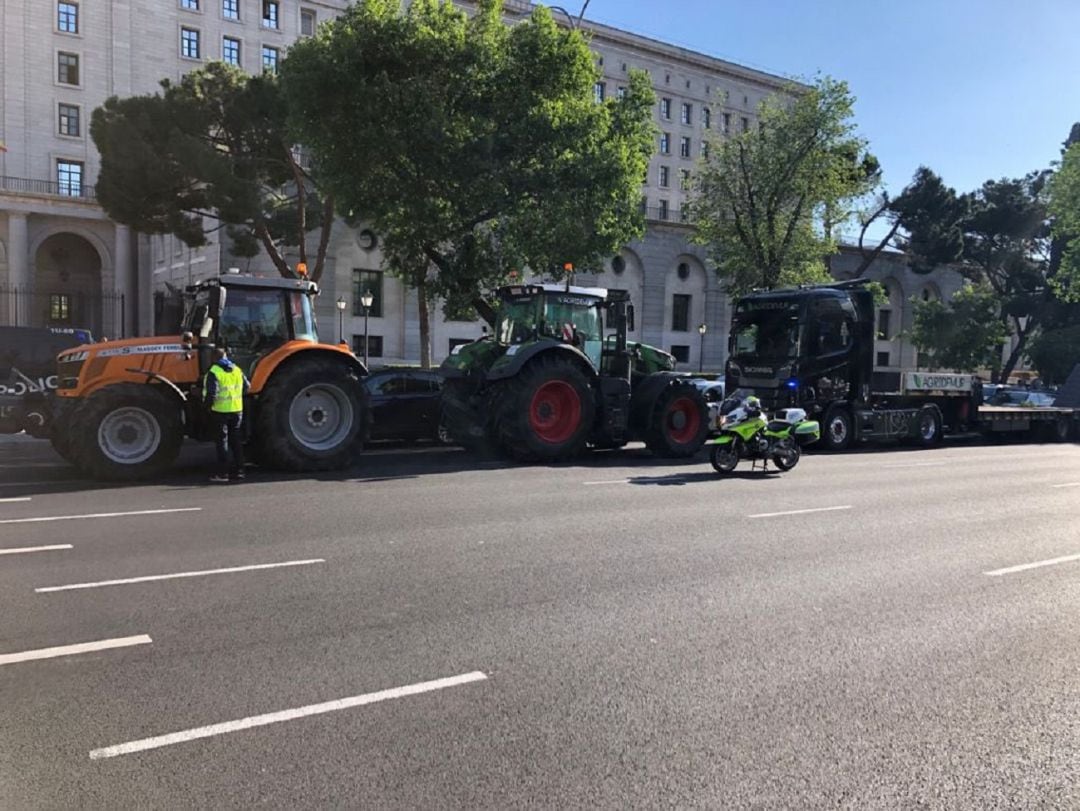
left=183, top=273, right=322, bottom=378
left=494, top=284, right=609, bottom=368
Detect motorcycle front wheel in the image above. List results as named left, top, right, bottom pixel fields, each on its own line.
left=710, top=443, right=739, bottom=474
left=773, top=442, right=801, bottom=472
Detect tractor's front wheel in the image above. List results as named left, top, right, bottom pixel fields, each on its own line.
left=493, top=354, right=595, bottom=462
left=642, top=381, right=710, bottom=458
left=255, top=357, right=366, bottom=472
left=73, top=384, right=183, bottom=480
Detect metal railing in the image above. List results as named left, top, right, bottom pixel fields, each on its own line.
left=1, top=284, right=123, bottom=337
left=641, top=203, right=689, bottom=224
left=0, top=175, right=97, bottom=201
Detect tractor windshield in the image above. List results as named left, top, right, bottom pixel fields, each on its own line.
left=496, top=297, right=541, bottom=345
left=542, top=295, right=603, bottom=368
left=289, top=291, right=317, bottom=343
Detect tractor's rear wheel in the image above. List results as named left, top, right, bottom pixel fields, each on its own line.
left=642, top=381, right=709, bottom=458
left=255, top=357, right=366, bottom=472
left=493, top=355, right=595, bottom=462
left=72, top=384, right=183, bottom=480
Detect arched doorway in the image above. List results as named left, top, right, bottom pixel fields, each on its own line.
left=33, top=233, right=104, bottom=335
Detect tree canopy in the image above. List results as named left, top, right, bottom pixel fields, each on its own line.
left=909, top=283, right=1008, bottom=373
left=690, top=77, right=877, bottom=294
left=90, top=62, right=334, bottom=280
left=1048, top=140, right=1080, bottom=302
left=281, top=0, right=655, bottom=366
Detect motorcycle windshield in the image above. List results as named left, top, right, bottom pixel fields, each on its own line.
left=719, top=388, right=755, bottom=416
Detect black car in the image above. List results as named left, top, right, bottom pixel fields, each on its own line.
left=363, top=367, right=449, bottom=443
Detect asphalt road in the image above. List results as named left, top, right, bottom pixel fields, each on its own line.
left=1, top=434, right=1079, bottom=808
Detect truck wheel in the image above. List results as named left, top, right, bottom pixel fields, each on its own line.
left=494, top=354, right=595, bottom=462
left=642, top=381, right=710, bottom=458
left=256, top=357, right=366, bottom=472
left=821, top=406, right=852, bottom=452
left=73, top=384, right=183, bottom=480
left=917, top=405, right=943, bottom=447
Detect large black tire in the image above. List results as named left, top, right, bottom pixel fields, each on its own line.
left=255, top=357, right=366, bottom=472
left=49, top=424, right=79, bottom=464
left=916, top=405, right=944, bottom=447
left=491, top=354, right=595, bottom=462
left=72, top=384, right=184, bottom=480
left=821, top=405, right=853, bottom=452
left=440, top=378, right=490, bottom=452
left=641, top=380, right=710, bottom=458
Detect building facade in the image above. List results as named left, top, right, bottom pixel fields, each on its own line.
left=0, top=0, right=954, bottom=375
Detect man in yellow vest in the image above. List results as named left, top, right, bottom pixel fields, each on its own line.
left=203, top=346, right=250, bottom=483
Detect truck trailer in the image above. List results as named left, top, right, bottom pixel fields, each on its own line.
left=724, top=280, right=1079, bottom=451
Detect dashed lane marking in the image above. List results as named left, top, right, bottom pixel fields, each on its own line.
left=35, top=558, right=325, bottom=593
left=748, top=505, right=853, bottom=519
left=89, top=670, right=489, bottom=759
left=985, top=553, right=1080, bottom=577
left=0, top=497, right=32, bottom=503
left=0, top=507, right=202, bottom=525
left=0, top=544, right=73, bottom=556
left=1052, top=482, right=1080, bottom=489
left=0, top=635, right=151, bottom=667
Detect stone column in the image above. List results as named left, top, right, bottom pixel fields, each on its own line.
left=113, top=224, right=132, bottom=337
left=8, top=213, right=29, bottom=326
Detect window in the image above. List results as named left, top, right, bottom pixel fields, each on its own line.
left=57, top=52, right=80, bottom=85
left=223, top=0, right=239, bottom=19
left=722, top=112, right=731, bottom=134
left=181, top=0, right=199, bottom=10
left=680, top=169, right=691, bottom=190
left=658, top=166, right=669, bottom=188
left=680, top=136, right=691, bottom=158
left=261, top=45, right=279, bottom=74
left=670, top=345, right=690, bottom=364
left=658, top=199, right=669, bottom=221
left=703, top=107, right=711, bottom=129
left=616, top=86, right=627, bottom=99
left=58, top=103, right=80, bottom=137
left=300, top=8, right=316, bottom=35
left=352, top=269, right=383, bottom=317
left=57, top=2, right=78, bottom=33
left=181, top=27, right=201, bottom=59
left=877, top=351, right=891, bottom=367
left=660, top=98, right=671, bottom=119
left=56, top=160, right=83, bottom=196
left=672, top=294, right=691, bottom=332
left=352, top=335, right=383, bottom=359
left=659, top=132, right=670, bottom=154
left=222, top=36, right=240, bottom=65
left=700, top=141, right=710, bottom=160
left=877, top=308, right=892, bottom=340
left=681, top=103, right=692, bottom=125
left=262, top=0, right=279, bottom=28
left=741, top=116, right=750, bottom=133
left=49, top=294, right=72, bottom=323
left=593, top=82, right=606, bottom=104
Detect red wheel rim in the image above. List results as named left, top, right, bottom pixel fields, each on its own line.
left=666, top=397, right=701, bottom=444
left=528, top=380, right=582, bottom=444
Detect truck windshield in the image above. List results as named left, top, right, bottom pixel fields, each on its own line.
left=730, top=311, right=801, bottom=360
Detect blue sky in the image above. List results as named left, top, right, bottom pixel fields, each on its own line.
left=582, top=0, right=1080, bottom=199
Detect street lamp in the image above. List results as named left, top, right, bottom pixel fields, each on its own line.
left=335, top=296, right=347, bottom=344
left=360, top=290, right=374, bottom=366
left=698, top=322, right=707, bottom=373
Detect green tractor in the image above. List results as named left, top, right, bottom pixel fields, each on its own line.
left=440, top=283, right=711, bottom=461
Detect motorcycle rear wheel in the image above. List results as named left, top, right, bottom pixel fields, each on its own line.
left=710, top=443, right=739, bottom=474
left=773, top=442, right=801, bottom=472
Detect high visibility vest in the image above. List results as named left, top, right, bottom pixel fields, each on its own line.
left=204, top=364, right=245, bottom=413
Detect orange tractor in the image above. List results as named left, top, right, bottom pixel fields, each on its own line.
left=50, top=270, right=368, bottom=479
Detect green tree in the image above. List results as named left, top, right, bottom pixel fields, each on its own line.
left=91, top=62, right=335, bottom=281
left=689, top=77, right=876, bottom=294
left=910, top=284, right=1008, bottom=372
left=1048, top=138, right=1080, bottom=302
left=282, top=0, right=654, bottom=367
left=1025, top=324, right=1080, bottom=386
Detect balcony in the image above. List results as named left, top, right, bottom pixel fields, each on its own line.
left=0, top=175, right=97, bottom=201
left=641, top=203, right=689, bottom=225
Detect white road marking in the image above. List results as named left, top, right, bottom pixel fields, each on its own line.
left=36, top=559, right=325, bottom=593
left=89, top=670, right=489, bottom=759
left=0, top=635, right=151, bottom=667
left=748, top=505, right=853, bottom=519
left=883, top=461, right=946, bottom=469
left=1052, top=482, right=1080, bottom=489
left=0, top=496, right=32, bottom=503
left=0, top=507, right=201, bottom=525
left=583, top=479, right=631, bottom=485
left=0, top=544, right=73, bottom=556
left=985, top=553, right=1080, bottom=577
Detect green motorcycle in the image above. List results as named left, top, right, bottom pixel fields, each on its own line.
left=707, top=390, right=821, bottom=474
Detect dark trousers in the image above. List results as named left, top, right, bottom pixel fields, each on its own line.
left=212, top=412, right=245, bottom=477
